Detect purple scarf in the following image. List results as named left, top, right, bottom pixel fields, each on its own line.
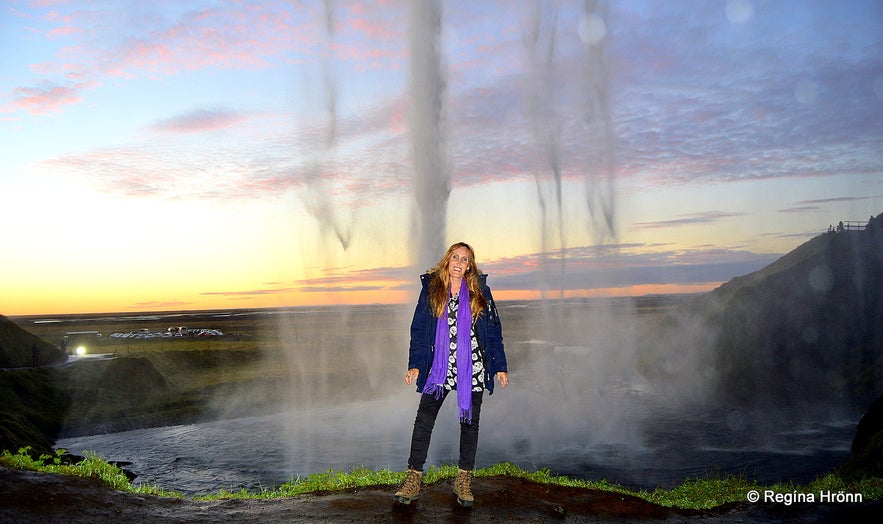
left=424, top=277, right=473, bottom=423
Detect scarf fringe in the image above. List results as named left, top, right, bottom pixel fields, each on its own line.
left=423, top=382, right=444, bottom=399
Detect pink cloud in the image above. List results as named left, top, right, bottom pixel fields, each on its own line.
left=46, top=26, right=80, bottom=38
left=130, top=300, right=192, bottom=309
left=10, top=1, right=409, bottom=118
left=331, top=41, right=397, bottom=65
left=31, top=1, right=75, bottom=8
left=347, top=17, right=398, bottom=40
left=151, top=109, right=250, bottom=134
left=8, top=82, right=81, bottom=114
left=11, top=3, right=320, bottom=114
left=36, top=147, right=191, bottom=198
left=201, top=288, right=296, bottom=297
left=290, top=264, right=412, bottom=294
left=30, top=95, right=414, bottom=206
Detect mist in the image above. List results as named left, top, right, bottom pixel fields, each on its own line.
left=248, top=0, right=865, bottom=486
left=270, top=0, right=710, bottom=474
left=266, top=0, right=696, bottom=480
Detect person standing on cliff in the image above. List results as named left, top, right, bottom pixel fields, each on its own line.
left=394, top=242, right=509, bottom=508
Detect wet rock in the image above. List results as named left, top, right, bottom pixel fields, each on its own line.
left=841, top=394, right=883, bottom=479
left=852, top=394, right=883, bottom=455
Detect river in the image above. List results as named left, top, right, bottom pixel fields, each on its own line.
left=56, top=394, right=856, bottom=496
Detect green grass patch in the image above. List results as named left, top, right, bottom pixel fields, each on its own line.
left=0, top=447, right=179, bottom=497
left=640, top=474, right=761, bottom=508
left=198, top=461, right=883, bottom=509
left=2, top=449, right=881, bottom=510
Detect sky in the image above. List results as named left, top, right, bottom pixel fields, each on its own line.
left=1, top=0, right=881, bottom=316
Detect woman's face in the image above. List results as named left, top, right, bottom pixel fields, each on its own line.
left=446, top=246, right=471, bottom=280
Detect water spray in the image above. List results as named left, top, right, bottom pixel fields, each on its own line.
left=579, top=0, right=616, bottom=243
left=300, top=0, right=352, bottom=251
left=523, top=1, right=567, bottom=299
left=408, top=0, right=450, bottom=272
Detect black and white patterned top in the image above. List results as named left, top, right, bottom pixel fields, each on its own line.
left=444, top=293, right=485, bottom=392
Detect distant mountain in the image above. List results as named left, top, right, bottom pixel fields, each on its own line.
left=692, top=212, right=883, bottom=411
left=0, top=315, right=65, bottom=368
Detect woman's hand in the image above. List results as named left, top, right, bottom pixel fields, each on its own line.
left=496, top=371, right=509, bottom=388
left=404, top=368, right=420, bottom=385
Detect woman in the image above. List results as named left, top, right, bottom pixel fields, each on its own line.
left=394, top=242, right=509, bottom=508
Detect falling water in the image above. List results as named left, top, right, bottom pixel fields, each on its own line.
left=522, top=0, right=617, bottom=301
left=299, top=0, right=352, bottom=251
left=523, top=1, right=566, bottom=299
left=408, top=0, right=450, bottom=271
left=275, top=0, right=455, bottom=479
left=289, top=0, right=646, bottom=477
left=578, top=0, right=617, bottom=243
left=489, top=0, right=722, bottom=478
left=275, top=0, right=454, bottom=479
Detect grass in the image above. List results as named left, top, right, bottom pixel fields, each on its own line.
left=2, top=448, right=880, bottom=510
left=0, top=447, right=180, bottom=498
left=639, top=473, right=881, bottom=508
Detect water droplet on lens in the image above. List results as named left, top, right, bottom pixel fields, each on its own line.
left=726, top=0, right=754, bottom=24
left=873, top=76, right=883, bottom=100
left=578, top=14, right=606, bottom=46
left=802, top=326, right=819, bottom=344
left=808, top=264, right=833, bottom=293
left=795, top=80, right=820, bottom=104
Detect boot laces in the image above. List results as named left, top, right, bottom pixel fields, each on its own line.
left=401, top=470, right=421, bottom=494
left=456, top=469, right=473, bottom=497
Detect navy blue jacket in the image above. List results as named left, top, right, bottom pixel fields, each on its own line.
left=408, top=273, right=507, bottom=395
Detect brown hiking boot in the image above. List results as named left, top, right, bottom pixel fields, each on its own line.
left=394, top=469, right=423, bottom=505
left=453, top=468, right=474, bottom=507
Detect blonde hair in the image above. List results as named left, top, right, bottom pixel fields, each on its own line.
left=427, top=242, right=488, bottom=319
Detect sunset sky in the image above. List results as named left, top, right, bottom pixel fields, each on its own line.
left=2, top=0, right=881, bottom=316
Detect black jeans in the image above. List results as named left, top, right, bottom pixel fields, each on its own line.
left=407, top=389, right=484, bottom=472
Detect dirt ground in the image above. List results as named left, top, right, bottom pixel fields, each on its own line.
left=3, top=466, right=882, bottom=523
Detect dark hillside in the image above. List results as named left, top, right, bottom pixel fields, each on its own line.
left=0, top=316, right=69, bottom=454
left=694, top=213, right=883, bottom=410
left=0, top=314, right=65, bottom=368
left=0, top=369, right=70, bottom=454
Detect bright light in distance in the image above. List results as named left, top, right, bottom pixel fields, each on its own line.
left=76, top=346, right=86, bottom=356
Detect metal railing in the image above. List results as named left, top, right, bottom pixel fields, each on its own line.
left=841, top=221, right=867, bottom=230
left=830, top=220, right=871, bottom=232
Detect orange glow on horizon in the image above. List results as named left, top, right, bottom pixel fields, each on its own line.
left=491, top=282, right=721, bottom=302
left=4, top=283, right=723, bottom=317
